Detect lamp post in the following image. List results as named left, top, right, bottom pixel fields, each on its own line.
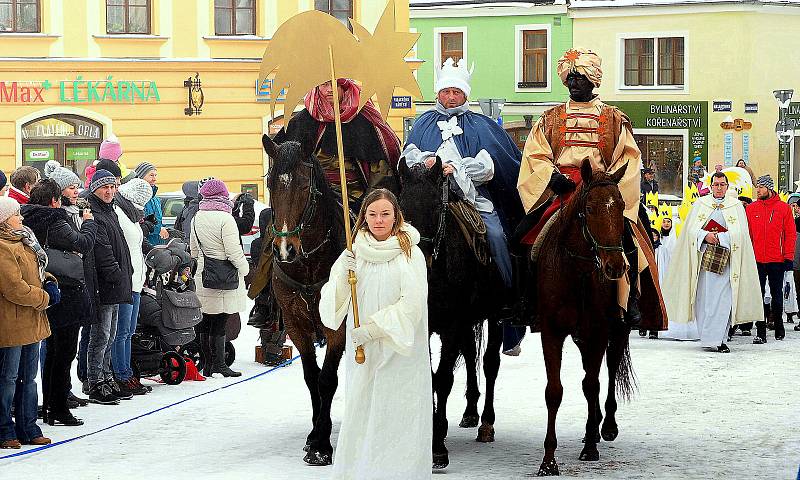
left=774, top=89, right=794, bottom=192
left=478, top=98, right=506, bottom=125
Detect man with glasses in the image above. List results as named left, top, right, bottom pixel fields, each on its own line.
left=663, top=172, right=762, bottom=353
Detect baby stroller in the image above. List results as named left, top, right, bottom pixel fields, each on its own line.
left=131, top=240, right=203, bottom=385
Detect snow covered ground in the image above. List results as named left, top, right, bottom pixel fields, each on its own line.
left=2, top=314, right=799, bottom=480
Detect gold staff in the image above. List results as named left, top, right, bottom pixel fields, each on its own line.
left=328, top=46, right=365, bottom=365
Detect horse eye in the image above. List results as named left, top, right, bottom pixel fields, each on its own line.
left=586, top=205, right=594, bottom=214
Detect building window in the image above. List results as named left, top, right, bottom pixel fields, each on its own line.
left=106, top=0, right=150, bottom=35
left=214, top=0, right=255, bottom=35
left=0, top=0, right=40, bottom=33
left=521, top=29, right=547, bottom=88
left=440, top=32, right=463, bottom=65
left=315, top=0, right=353, bottom=28
left=624, top=36, right=684, bottom=88
left=635, top=134, right=684, bottom=196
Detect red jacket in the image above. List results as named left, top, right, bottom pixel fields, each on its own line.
left=7, top=186, right=29, bottom=205
left=746, top=193, right=796, bottom=264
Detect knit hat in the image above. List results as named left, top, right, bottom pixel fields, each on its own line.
left=98, top=135, right=122, bottom=162
left=89, top=169, right=117, bottom=193
left=199, top=178, right=229, bottom=199
left=96, top=159, right=122, bottom=179
left=134, top=162, right=156, bottom=179
left=0, top=196, right=20, bottom=224
left=118, top=178, right=153, bottom=209
left=44, top=160, right=81, bottom=191
left=0, top=170, right=6, bottom=191
left=435, top=57, right=473, bottom=97
left=756, top=174, right=774, bottom=191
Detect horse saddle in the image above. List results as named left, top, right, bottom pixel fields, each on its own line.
left=448, top=199, right=490, bottom=266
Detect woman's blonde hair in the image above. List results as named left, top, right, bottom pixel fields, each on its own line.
left=353, top=188, right=412, bottom=258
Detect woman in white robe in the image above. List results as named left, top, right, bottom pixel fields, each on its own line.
left=320, top=189, right=432, bottom=480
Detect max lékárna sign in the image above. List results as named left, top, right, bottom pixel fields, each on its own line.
left=0, top=77, right=161, bottom=104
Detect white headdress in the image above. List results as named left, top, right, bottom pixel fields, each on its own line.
left=435, top=58, right=474, bottom=97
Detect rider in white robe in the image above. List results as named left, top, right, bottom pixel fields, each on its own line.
left=319, top=224, right=432, bottom=480
left=663, top=179, right=762, bottom=349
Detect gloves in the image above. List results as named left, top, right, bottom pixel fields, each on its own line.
left=43, top=281, right=61, bottom=306
left=337, top=249, right=356, bottom=279
left=351, top=322, right=384, bottom=348
left=141, top=214, right=157, bottom=236
left=548, top=172, right=576, bottom=195
left=785, top=260, right=794, bottom=272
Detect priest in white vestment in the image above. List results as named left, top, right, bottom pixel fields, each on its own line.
left=320, top=190, right=432, bottom=480
left=663, top=172, right=762, bottom=352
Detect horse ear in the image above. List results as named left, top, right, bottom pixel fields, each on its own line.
left=262, top=134, right=279, bottom=160
left=580, top=157, right=593, bottom=184
left=610, top=162, right=629, bottom=184
left=398, top=157, right=411, bottom=181
left=429, top=156, right=443, bottom=178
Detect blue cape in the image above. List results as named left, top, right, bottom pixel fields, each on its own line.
left=406, top=110, right=524, bottom=233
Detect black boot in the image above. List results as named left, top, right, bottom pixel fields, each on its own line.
left=772, top=311, right=785, bottom=341
left=625, top=285, right=642, bottom=329
left=199, top=333, right=213, bottom=377
left=211, top=335, right=241, bottom=377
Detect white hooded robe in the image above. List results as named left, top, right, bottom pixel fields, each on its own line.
left=320, top=224, right=432, bottom=480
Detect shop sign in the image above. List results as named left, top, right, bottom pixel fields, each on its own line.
left=66, top=146, right=97, bottom=161
left=391, top=95, right=412, bottom=109
left=744, top=103, right=758, bottom=114
left=723, top=132, right=733, bottom=164
left=742, top=133, right=750, bottom=163
left=713, top=100, right=732, bottom=112
left=0, top=77, right=160, bottom=104
left=256, top=78, right=286, bottom=102
left=21, top=117, right=102, bottom=140
left=23, top=147, right=54, bottom=162
left=788, top=102, right=800, bottom=121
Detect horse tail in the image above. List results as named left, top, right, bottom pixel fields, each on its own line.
left=614, top=334, right=637, bottom=402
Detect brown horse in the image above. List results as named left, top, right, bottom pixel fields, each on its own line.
left=261, top=134, right=347, bottom=466
left=534, top=158, right=636, bottom=476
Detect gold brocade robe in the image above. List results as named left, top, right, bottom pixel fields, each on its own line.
left=518, top=98, right=642, bottom=223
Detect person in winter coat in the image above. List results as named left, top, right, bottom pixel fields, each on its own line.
left=736, top=159, right=757, bottom=186
left=746, top=174, right=796, bottom=343
left=319, top=189, right=432, bottom=478
left=134, top=162, right=167, bottom=246
left=7, top=166, right=40, bottom=205
left=0, top=197, right=59, bottom=449
left=189, top=179, right=248, bottom=378
left=0, top=170, right=8, bottom=196
left=22, top=177, right=96, bottom=427
left=86, top=170, right=134, bottom=405
left=175, top=180, right=200, bottom=239
left=640, top=168, right=659, bottom=195
left=112, top=179, right=154, bottom=396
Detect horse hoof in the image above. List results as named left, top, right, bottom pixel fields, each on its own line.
left=459, top=414, right=479, bottom=428
left=303, top=443, right=311, bottom=452
left=303, top=449, right=332, bottom=466
left=476, top=423, right=495, bottom=443
left=432, top=452, right=449, bottom=470
left=601, top=425, right=618, bottom=442
left=579, top=447, right=599, bottom=461
left=537, top=458, right=560, bottom=476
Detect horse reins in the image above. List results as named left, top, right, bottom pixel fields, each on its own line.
left=419, top=179, right=449, bottom=261
left=565, top=179, right=626, bottom=272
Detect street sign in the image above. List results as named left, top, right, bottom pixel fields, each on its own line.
left=713, top=100, right=732, bottom=112
left=391, top=95, right=412, bottom=109
left=744, top=102, right=758, bottom=113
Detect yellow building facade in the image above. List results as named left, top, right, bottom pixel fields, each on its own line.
left=0, top=0, right=416, bottom=197
left=571, top=1, right=800, bottom=195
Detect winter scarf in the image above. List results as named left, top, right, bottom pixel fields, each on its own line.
left=352, top=223, right=421, bottom=264
left=0, top=224, right=48, bottom=281
left=199, top=180, right=233, bottom=214
left=61, top=197, right=83, bottom=229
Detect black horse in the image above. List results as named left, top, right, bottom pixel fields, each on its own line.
left=398, top=158, right=505, bottom=469
left=262, top=135, right=347, bottom=466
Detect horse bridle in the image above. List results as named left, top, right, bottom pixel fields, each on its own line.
left=567, top=179, right=626, bottom=271
left=419, top=179, right=449, bottom=261
left=270, top=158, right=331, bottom=263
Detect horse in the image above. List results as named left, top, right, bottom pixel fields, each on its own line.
left=398, top=158, right=505, bottom=470
left=533, top=159, right=636, bottom=476
left=261, top=134, right=347, bottom=466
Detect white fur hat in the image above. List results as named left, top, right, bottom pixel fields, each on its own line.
left=435, top=58, right=474, bottom=97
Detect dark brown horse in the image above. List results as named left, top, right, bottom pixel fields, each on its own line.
left=398, top=158, right=504, bottom=469
left=534, top=159, right=636, bottom=476
left=261, top=134, right=346, bottom=466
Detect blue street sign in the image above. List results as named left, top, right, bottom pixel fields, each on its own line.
left=391, top=95, right=412, bottom=109
left=256, top=79, right=286, bottom=102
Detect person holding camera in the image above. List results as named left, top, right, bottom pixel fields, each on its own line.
left=0, top=196, right=60, bottom=448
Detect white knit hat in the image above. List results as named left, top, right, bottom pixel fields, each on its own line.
left=435, top=58, right=474, bottom=97
left=44, top=160, right=81, bottom=191
left=0, top=196, right=21, bottom=224
left=118, top=178, right=153, bottom=210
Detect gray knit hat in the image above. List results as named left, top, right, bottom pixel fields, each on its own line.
left=134, top=162, right=156, bottom=179
left=44, top=160, right=81, bottom=191
left=89, top=169, right=117, bottom=193
left=0, top=196, right=20, bottom=224
left=756, top=174, right=774, bottom=191
left=118, top=178, right=153, bottom=209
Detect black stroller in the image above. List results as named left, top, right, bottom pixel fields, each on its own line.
left=131, top=240, right=203, bottom=385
